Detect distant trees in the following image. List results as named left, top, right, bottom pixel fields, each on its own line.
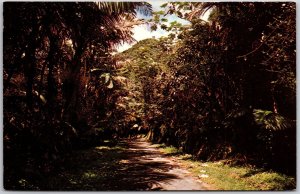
left=114, top=38, right=174, bottom=137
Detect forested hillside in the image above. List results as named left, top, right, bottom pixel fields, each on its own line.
left=3, top=2, right=296, bottom=191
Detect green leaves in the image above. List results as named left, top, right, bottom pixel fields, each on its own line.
left=161, top=24, right=168, bottom=30
left=161, top=18, right=168, bottom=22
left=253, top=109, right=292, bottom=131
left=150, top=24, right=157, bottom=31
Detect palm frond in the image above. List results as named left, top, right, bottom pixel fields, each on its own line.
left=253, top=109, right=293, bottom=131
left=95, top=2, right=152, bottom=16
left=185, top=2, right=214, bottom=21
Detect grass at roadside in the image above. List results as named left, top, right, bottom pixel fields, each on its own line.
left=44, top=143, right=128, bottom=190
left=152, top=143, right=296, bottom=191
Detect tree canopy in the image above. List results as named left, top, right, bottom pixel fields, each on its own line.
left=3, top=2, right=296, bottom=190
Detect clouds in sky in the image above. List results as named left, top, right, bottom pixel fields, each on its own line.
left=150, top=0, right=166, bottom=11
left=117, top=1, right=171, bottom=52
left=117, top=1, right=209, bottom=52
left=116, top=24, right=170, bottom=52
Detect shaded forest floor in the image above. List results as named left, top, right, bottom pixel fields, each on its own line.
left=5, top=137, right=295, bottom=191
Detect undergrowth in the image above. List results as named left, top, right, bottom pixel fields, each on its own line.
left=155, top=144, right=296, bottom=190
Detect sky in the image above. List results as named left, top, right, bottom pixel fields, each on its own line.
left=116, top=1, right=210, bottom=53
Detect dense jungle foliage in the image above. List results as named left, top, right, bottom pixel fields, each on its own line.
left=3, top=2, right=152, bottom=189
left=3, top=1, right=296, bottom=190
left=116, top=2, right=296, bottom=175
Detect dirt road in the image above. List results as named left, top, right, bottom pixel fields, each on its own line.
left=124, top=138, right=210, bottom=190
left=44, top=138, right=211, bottom=191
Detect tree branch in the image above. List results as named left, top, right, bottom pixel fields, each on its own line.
left=236, top=25, right=279, bottom=59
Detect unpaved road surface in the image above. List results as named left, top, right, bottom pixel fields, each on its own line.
left=43, top=138, right=211, bottom=191
left=124, top=138, right=210, bottom=190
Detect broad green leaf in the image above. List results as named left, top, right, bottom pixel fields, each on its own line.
left=161, top=18, right=168, bottom=22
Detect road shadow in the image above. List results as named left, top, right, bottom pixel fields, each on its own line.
left=41, top=138, right=179, bottom=191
